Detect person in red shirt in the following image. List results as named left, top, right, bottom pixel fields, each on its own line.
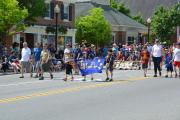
left=141, top=46, right=150, bottom=77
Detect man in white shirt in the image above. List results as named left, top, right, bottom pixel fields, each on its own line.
left=20, top=42, right=31, bottom=78
left=173, top=42, right=180, bottom=77
left=152, top=39, right=163, bottom=77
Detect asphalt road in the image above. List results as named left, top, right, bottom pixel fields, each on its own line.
left=0, top=70, right=179, bottom=120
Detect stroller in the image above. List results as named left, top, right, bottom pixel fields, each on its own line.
left=51, top=58, right=65, bottom=71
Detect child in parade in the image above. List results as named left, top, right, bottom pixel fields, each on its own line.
left=165, top=51, right=173, bottom=78
left=140, top=46, right=150, bottom=77
left=172, top=42, right=180, bottom=78
left=105, top=49, right=116, bottom=81
left=64, top=44, right=74, bottom=81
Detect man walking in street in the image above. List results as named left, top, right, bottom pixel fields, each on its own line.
left=152, top=39, right=164, bottom=77
left=33, top=43, right=42, bottom=78
left=19, top=42, right=31, bottom=78
left=173, top=42, right=180, bottom=78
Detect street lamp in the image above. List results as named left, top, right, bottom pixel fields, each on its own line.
left=54, top=4, right=60, bottom=51
left=147, top=18, right=151, bottom=43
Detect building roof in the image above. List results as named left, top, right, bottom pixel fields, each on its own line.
left=92, top=0, right=176, bottom=19
left=75, top=1, right=147, bottom=30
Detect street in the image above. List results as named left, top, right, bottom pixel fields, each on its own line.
left=0, top=70, right=180, bottom=120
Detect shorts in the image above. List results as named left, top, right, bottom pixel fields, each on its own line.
left=35, top=61, right=41, bottom=69
left=174, top=61, right=180, bottom=68
left=21, top=61, right=30, bottom=69
left=41, top=60, right=52, bottom=72
left=142, top=64, right=148, bottom=69
left=65, top=63, right=73, bottom=75
left=167, top=66, right=173, bottom=72
left=106, top=63, right=113, bottom=72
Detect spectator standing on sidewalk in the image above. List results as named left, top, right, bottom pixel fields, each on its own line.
left=8, top=52, right=21, bottom=74
left=0, top=56, right=8, bottom=72
left=172, top=42, right=180, bottom=78
left=152, top=39, right=163, bottom=77
left=33, top=43, right=42, bottom=78
left=19, top=42, right=32, bottom=78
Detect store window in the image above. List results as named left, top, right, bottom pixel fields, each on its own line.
left=44, top=3, right=50, bottom=18
left=63, top=4, right=69, bottom=20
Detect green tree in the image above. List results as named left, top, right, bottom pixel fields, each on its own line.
left=110, top=0, right=146, bottom=24
left=169, top=3, right=180, bottom=27
left=110, top=0, right=130, bottom=16
left=151, top=3, right=180, bottom=43
left=75, top=8, right=112, bottom=46
left=0, top=0, right=28, bottom=41
left=131, top=13, right=146, bottom=25
left=17, top=0, right=46, bottom=22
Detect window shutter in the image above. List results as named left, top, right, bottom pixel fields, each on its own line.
left=60, top=3, right=64, bottom=20
left=69, top=5, right=73, bottom=21
left=50, top=2, right=54, bottom=19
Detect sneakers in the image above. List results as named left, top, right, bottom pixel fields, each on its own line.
left=19, top=76, right=24, bottom=78
left=34, top=75, right=39, bottom=78
left=30, top=74, right=33, bottom=78
left=159, top=72, right=162, bottom=76
left=71, top=77, right=74, bottom=81
left=50, top=74, right=53, bottom=79
left=63, top=78, right=67, bottom=81
left=39, top=76, right=44, bottom=80
left=154, top=75, right=157, bottom=77
left=106, top=78, right=113, bottom=82
left=105, top=78, right=109, bottom=81
left=175, top=73, right=178, bottom=78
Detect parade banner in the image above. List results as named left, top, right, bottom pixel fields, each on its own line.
left=77, top=57, right=105, bottom=76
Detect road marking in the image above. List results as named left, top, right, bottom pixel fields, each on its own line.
left=0, top=75, right=150, bottom=88
left=0, top=75, right=151, bottom=104
left=0, top=81, right=129, bottom=104
left=128, top=76, right=152, bottom=81
left=0, top=80, right=54, bottom=87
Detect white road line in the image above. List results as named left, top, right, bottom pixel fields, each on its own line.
left=0, top=80, right=54, bottom=87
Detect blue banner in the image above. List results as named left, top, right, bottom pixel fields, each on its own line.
left=77, top=57, right=105, bottom=76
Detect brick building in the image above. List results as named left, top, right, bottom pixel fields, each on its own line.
left=13, top=0, right=75, bottom=50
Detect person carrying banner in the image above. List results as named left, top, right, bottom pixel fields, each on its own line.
left=73, top=43, right=82, bottom=75
left=83, top=44, right=96, bottom=81
left=105, top=49, right=116, bottom=82
left=64, top=44, right=74, bottom=81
